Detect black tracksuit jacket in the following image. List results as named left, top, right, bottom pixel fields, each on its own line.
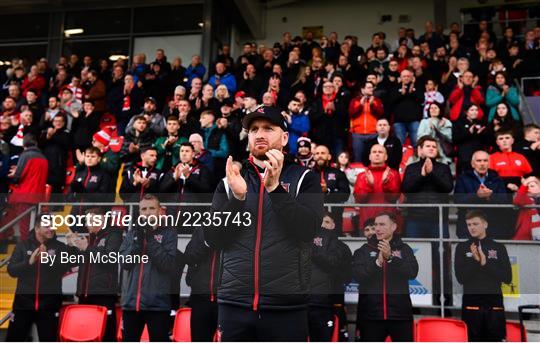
left=352, top=235, right=419, bottom=321
left=204, top=158, right=324, bottom=310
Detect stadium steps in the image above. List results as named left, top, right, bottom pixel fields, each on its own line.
left=0, top=244, right=16, bottom=329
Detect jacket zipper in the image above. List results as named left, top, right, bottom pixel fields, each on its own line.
left=135, top=237, right=147, bottom=312
left=248, top=158, right=265, bottom=311
left=83, top=166, right=91, bottom=188
left=383, top=260, right=388, bottom=320
left=83, top=235, right=96, bottom=297
left=35, top=258, right=41, bottom=311
left=209, top=250, right=217, bottom=302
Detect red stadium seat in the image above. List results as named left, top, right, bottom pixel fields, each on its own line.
left=506, top=321, right=527, bottom=342
left=59, top=304, right=108, bottom=342
left=172, top=308, right=192, bottom=342
left=416, top=318, right=468, bottom=342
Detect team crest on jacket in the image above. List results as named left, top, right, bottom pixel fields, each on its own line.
left=487, top=249, right=498, bottom=259
left=280, top=182, right=290, bottom=192
left=154, top=234, right=163, bottom=243
left=89, top=176, right=98, bottom=183
left=313, top=237, right=323, bottom=247
left=192, top=169, right=200, bottom=175
left=97, top=238, right=106, bottom=247
left=391, top=250, right=402, bottom=259
left=327, top=173, right=336, bottom=181
left=47, top=249, right=56, bottom=256
left=370, top=251, right=378, bottom=257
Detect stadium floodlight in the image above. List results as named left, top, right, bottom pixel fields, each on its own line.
left=4, top=61, right=11, bottom=65
left=198, top=22, right=204, bottom=27
left=109, top=55, right=128, bottom=61
left=64, top=28, right=84, bottom=37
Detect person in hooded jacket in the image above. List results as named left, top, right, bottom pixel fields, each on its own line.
left=6, top=215, right=74, bottom=341
left=352, top=212, right=418, bottom=342
left=308, top=212, right=352, bottom=342
left=120, top=115, right=155, bottom=166
left=184, top=227, right=221, bottom=341
left=203, top=106, right=324, bottom=341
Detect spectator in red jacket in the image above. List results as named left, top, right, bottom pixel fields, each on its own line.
left=20, top=65, right=46, bottom=98
left=353, top=144, right=401, bottom=234
left=448, top=70, right=485, bottom=121
left=1, top=134, right=48, bottom=240
left=348, top=81, right=384, bottom=162
left=513, top=176, right=540, bottom=240
left=489, top=130, right=533, bottom=190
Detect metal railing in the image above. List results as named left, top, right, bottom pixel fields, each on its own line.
left=0, top=200, right=538, bottom=319
left=0, top=205, right=37, bottom=235
left=515, top=78, right=538, bottom=125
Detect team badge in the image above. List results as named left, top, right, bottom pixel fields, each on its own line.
left=89, top=176, right=98, bottom=183
left=487, top=249, right=498, bottom=259
left=280, top=182, right=290, bottom=192
left=391, top=250, right=402, bottom=259
left=313, top=237, right=323, bottom=247
left=154, top=234, right=163, bottom=243
left=328, top=173, right=336, bottom=181
left=97, top=239, right=106, bottom=247
left=47, top=249, right=56, bottom=257
left=370, top=251, right=377, bottom=257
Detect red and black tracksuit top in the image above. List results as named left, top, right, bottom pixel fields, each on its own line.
left=75, top=227, right=123, bottom=297
left=184, top=227, right=220, bottom=302
left=204, top=159, right=324, bottom=310
left=7, top=231, right=73, bottom=311
left=352, top=235, right=418, bottom=321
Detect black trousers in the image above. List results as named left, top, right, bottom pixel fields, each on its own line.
left=189, top=295, right=218, bottom=342
left=462, top=306, right=506, bottom=342
left=308, top=306, right=335, bottom=342
left=6, top=309, right=59, bottom=342
left=357, top=319, right=414, bottom=342
left=79, top=294, right=117, bottom=342
left=218, top=304, right=308, bottom=341
left=122, top=310, right=170, bottom=342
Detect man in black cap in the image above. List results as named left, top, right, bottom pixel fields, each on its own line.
left=126, top=96, right=166, bottom=136
left=204, top=105, right=324, bottom=341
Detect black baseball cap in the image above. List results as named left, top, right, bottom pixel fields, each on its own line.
left=145, top=96, right=157, bottom=104
left=242, top=105, right=288, bottom=131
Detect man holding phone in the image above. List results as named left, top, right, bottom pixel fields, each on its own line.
left=352, top=212, right=418, bottom=341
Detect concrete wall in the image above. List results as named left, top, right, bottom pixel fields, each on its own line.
left=259, top=0, right=435, bottom=49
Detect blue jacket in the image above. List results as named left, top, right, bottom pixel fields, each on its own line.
left=208, top=73, right=237, bottom=94
left=454, top=169, right=513, bottom=238
left=185, top=64, right=207, bottom=84
left=288, top=111, right=311, bottom=155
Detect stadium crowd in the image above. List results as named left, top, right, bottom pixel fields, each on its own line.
left=1, top=21, right=540, bottom=239
left=1, top=18, right=539, bottom=342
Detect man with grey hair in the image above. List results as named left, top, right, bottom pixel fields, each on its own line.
left=189, top=133, right=214, bottom=172
left=162, top=85, right=186, bottom=118
left=454, top=150, right=513, bottom=239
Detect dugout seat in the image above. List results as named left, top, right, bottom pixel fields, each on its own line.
left=172, top=307, right=192, bottom=342
left=59, top=304, right=108, bottom=341
left=506, top=321, right=527, bottom=342
left=415, top=317, right=468, bottom=342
